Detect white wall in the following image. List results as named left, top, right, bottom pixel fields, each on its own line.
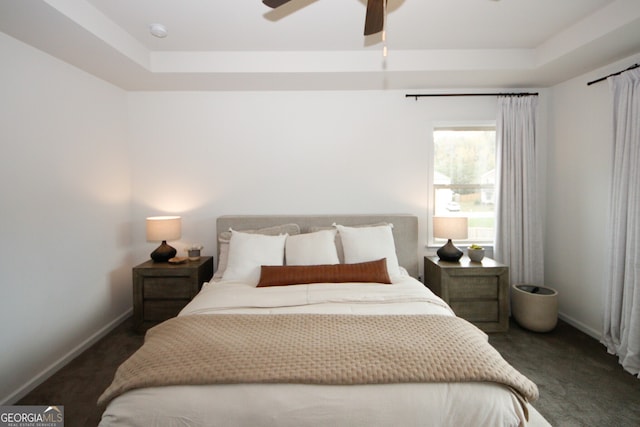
left=0, top=33, right=131, bottom=404
left=126, top=91, right=506, bottom=268
left=546, top=52, right=640, bottom=338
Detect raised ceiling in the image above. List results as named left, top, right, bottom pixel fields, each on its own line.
left=1, top=0, right=639, bottom=90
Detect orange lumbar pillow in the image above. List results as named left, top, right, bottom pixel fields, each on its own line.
left=257, top=258, right=391, bottom=287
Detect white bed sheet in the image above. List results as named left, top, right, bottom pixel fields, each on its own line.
left=180, top=276, right=455, bottom=316
left=100, top=277, right=532, bottom=427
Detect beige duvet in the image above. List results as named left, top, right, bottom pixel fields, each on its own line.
left=99, top=313, right=537, bottom=407
left=99, top=278, right=541, bottom=427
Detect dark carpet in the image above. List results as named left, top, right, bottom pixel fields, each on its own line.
left=16, top=317, right=640, bottom=426
left=489, top=319, right=640, bottom=426
left=17, top=317, right=143, bottom=427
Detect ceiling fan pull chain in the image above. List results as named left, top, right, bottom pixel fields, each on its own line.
left=382, top=0, right=388, bottom=57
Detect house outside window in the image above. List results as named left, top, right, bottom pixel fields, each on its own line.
left=432, top=126, right=497, bottom=245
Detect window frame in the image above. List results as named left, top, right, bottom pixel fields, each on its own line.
left=428, top=122, right=497, bottom=249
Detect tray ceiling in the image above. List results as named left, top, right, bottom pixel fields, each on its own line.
left=1, top=0, right=639, bottom=90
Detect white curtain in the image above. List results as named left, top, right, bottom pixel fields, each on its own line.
left=602, top=68, right=640, bottom=377
left=494, top=95, right=544, bottom=286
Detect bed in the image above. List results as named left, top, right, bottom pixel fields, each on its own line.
left=98, top=214, right=544, bottom=427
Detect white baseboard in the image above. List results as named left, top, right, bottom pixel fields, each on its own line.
left=558, top=312, right=601, bottom=341
left=1, top=308, right=133, bottom=405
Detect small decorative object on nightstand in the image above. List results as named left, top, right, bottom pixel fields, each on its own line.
left=133, top=256, right=213, bottom=333
left=424, top=255, right=509, bottom=332
left=433, top=216, right=468, bottom=262
left=185, top=244, right=203, bottom=261
left=467, top=244, right=485, bottom=262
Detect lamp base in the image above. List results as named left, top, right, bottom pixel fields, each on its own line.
left=150, top=240, right=177, bottom=262
left=437, top=239, right=463, bottom=262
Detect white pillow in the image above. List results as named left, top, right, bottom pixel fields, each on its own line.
left=214, top=223, right=300, bottom=279
left=222, top=230, right=287, bottom=286
left=285, top=230, right=339, bottom=266
left=335, top=224, right=401, bottom=279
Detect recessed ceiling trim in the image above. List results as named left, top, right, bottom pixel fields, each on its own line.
left=535, top=0, right=640, bottom=66
left=43, top=0, right=150, bottom=69
left=149, top=49, right=535, bottom=74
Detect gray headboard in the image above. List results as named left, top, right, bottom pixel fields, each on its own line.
left=216, top=214, right=419, bottom=279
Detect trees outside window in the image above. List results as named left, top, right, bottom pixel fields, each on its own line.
left=433, top=127, right=496, bottom=244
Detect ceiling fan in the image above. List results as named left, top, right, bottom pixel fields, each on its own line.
left=262, top=0, right=387, bottom=36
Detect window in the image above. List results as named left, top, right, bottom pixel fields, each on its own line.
left=432, top=126, right=496, bottom=244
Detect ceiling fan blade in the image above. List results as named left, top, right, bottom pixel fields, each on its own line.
left=263, top=0, right=293, bottom=8
left=364, top=0, right=385, bottom=35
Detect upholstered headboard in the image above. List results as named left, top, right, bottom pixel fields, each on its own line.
left=216, top=215, right=419, bottom=279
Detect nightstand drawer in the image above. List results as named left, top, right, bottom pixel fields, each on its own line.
left=143, top=277, right=192, bottom=299
left=424, top=256, right=509, bottom=332
left=144, top=300, right=188, bottom=321
left=451, top=300, right=499, bottom=322
left=133, top=257, right=214, bottom=333
left=448, top=277, right=498, bottom=300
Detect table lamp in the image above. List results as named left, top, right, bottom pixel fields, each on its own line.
left=433, top=216, right=468, bottom=262
left=146, top=216, right=182, bottom=262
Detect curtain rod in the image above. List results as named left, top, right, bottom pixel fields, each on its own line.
left=587, top=63, right=639, bottom=86
left=405, top=92, right=539, bottom=100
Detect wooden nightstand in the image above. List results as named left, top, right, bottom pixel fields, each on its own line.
left=133, top=256, right=213, bottom=333
left=424, top=256, right=509, bottom=332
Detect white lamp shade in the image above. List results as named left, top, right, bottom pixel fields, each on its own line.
left=146, top=216, right=181, bottom=242
left=433, top=216, right=468, bottom=240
